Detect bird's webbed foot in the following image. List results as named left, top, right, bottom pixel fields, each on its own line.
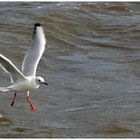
left=11, top=92, right=17, bottom=106
left=26, top=91, right=37, bottom=111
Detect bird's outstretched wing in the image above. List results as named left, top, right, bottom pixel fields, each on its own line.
left=0, top=54, right=26, bottom=83
left=22, top=23, right=46, bottom=77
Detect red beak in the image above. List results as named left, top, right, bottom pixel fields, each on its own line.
left=43, top=82, right=48, bottom=85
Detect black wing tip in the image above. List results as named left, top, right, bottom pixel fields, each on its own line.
left=34, top=23, right=41, bottom=27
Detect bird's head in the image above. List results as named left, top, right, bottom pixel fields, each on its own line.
left=35, top=76, right=48, bottom=86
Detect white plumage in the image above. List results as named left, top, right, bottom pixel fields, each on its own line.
left=0, top=23, right=48, bottom=111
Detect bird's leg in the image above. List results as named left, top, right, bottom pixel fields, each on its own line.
left=11, top=92, right=17, bottom=106
left=26, top=91, right=37, bottom=111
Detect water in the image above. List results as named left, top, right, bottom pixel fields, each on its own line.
left=0, top=2, right=140, bottom=138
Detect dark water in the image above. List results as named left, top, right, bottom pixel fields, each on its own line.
left=0, top=2, right=140, bottom=138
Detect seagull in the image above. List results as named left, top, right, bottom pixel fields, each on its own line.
left=0, top=23, right=48, bottom=111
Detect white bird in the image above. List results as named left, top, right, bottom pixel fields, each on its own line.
left=0, top=23, right=48, bottom=111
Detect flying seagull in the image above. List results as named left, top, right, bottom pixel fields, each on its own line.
left=0, top=23, right=48, bottom=111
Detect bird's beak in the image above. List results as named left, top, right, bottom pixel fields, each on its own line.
left=42, top=82, right=48, bottom=85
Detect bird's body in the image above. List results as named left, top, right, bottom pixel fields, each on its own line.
left=0, top=23, right=48, bottom=111
left=8, top=76, right=39, bottom=92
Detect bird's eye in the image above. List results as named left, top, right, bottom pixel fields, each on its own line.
left=36, top=79, right=41, bottom=82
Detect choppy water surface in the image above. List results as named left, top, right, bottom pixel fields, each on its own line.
left=1, top=2, right=140, bottom=138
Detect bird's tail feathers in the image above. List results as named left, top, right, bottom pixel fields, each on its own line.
left=0, top=87, right=9, bottom=92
